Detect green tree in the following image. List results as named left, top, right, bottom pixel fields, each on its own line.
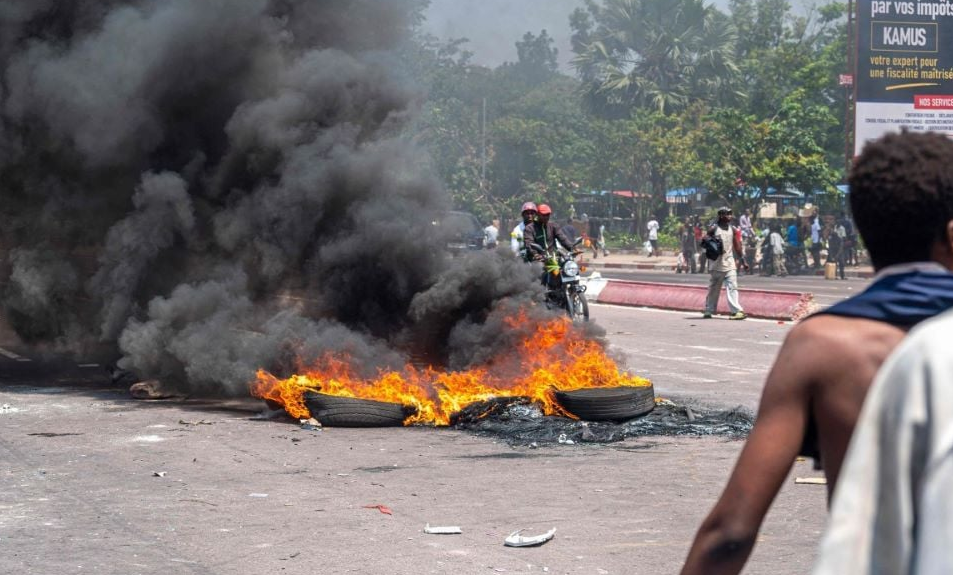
left=571, top=0, right=742, bottom=115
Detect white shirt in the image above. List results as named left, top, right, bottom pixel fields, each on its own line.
left=709, top=225, right=737, bottom=273
left=484, top=225, right=499, bottom=244
left=813, top=308, right=953, bottom=575
left=811, top=219, right=821, bottom=243
left=510, top=222, right=526, bottom=254
left=647, top=219, right=659, bottom=240
left=769, top=231, right=785, bottom=255
left=739, top=214, right=753, bottom=238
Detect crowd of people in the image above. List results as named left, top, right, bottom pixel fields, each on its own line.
left=674, top=209, right=859, bottom=279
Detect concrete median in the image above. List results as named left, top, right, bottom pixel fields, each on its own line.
left=591, top=278, right=815, bottom=321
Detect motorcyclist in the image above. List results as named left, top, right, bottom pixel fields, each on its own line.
left=524, top=204, right=577, bottom=293
left=510, top=201, right=538, bottom=259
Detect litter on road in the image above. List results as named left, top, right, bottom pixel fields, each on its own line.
left=795, top=477, right=828, bottom=485
left=423, top=524, right=462, bottom=535
left=363, top=504, right=393, bottom=515
left=504, top=527, right=557, bottom=547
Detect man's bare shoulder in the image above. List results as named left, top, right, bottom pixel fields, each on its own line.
left=784, top=314, right=906, bottom=362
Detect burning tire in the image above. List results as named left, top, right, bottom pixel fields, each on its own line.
left=554, top=385, right=655, bottom=422
left=304, top=392, right=416, bottom=427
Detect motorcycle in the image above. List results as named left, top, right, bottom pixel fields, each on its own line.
left=529, top=238, right=589, bottom=322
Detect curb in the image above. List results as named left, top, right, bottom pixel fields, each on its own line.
left=587, top=262, right=875, bottom=279
left=585, top=277, right=815, bottom=321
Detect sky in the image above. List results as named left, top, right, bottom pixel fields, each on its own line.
left=421, top=0, right=834, bottom=70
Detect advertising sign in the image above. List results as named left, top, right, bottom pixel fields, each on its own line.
left=856, top=0, right=953, bottom=154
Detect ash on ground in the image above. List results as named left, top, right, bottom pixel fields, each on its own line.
left=449, top=397, right=753, bottom=446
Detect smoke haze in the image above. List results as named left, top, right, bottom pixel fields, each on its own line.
left=421, top=0, right=836, bottom=70
left=0, top=0, right=578, bottom=397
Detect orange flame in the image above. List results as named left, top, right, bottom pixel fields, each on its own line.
left=251, top=310, right=650, bottom=425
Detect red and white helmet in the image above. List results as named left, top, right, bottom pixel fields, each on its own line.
left=521, top=202, right=538, bottom=214
left=537, top=204, right=552, bottom=216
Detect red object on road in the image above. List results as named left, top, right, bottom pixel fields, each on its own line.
left=363, top=504, right=393, bottom=515
left=596, top=280, right=814, bottom=321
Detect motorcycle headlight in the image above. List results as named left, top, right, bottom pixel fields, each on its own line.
left=563, top=261, right=579, bottom=277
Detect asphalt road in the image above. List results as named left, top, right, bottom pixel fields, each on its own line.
left=0, top=280, right=836, bottom=575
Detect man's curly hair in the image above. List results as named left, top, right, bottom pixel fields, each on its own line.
left=850, top=131, right=953, bottom=269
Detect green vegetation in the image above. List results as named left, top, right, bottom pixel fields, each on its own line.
left=408, top=0, right=848, bottom=231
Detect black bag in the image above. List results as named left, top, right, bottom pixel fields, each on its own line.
left=700, top=234, right=724, bottom=260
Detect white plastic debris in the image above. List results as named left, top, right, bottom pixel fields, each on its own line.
left=557, top=434, right=575, bottom=445
left=795, top=476, right=827, bottom=485
left=424, top=524, right=462, bottom=535
left=300, top=418, right=323, bottom=431
left=153, top=471, right=167, bottom=477
left=504, top=527, right=557, bottom=547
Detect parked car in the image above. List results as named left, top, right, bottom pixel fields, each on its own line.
left=436, top=211, right=485, bottom=254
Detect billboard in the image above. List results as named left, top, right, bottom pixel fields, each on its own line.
left=855, top=0, right=953, bottom=154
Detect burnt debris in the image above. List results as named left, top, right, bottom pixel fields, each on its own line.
left=451, top=398, right=754, bottom=446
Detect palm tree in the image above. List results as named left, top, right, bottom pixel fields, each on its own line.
left=572, top=0, right=742, bottom=115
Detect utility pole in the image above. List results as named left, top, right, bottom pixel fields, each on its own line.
left=845, top=0, right=855, bottom=177
left=481, top=97, right=487, bottom=187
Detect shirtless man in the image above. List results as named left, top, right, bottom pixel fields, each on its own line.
left=681, top=131, right=953, bottom=575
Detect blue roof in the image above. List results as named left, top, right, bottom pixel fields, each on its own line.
left=836, top=184, right=850, bottom=194
left=666, top=187, right=705, bottom=197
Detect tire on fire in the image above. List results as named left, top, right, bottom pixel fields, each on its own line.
left=554, top=385, right=655, bottom=422
left=305, top=392, right=416, bottom=427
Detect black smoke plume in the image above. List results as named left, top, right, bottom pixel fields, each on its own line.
left=0, top=0, right=601, bottom=397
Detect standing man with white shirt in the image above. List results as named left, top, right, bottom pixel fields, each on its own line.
left=647, top=216, right=660, bottom=257
left=702, top=207, right=747, bottom=319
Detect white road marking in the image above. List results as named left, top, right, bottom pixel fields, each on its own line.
left=638, top=352, right=766, bottom=375
left=641, top=372, right=720, bottom=384
left=0, top=347, right=22, bottom=359
left=686, top=345, right=732, bottom=352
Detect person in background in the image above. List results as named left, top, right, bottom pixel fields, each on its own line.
left=843, top=212, right=858, bottom=266
left=827, top=219, right=847, bottom=280
left=647, top=215, right=660, bottom=257
left=769, top=223, right=788, bottom=276
left=510, top=202, right=537, bottom=260
left=693, top=215, right=707, bottom=273
left=680, top=218, right=697, bottom=274
left=738, top=209, right=754, bottom=240
left=701, top=207, right=747, bottom=320
left=784, top=218, right=805, bottom=272
left=810, top=214, right=823, bottom=269
left=589, top=217, right=608, bottom=259
left=681, top=130, right=953, bottom=575
left=758, top=225, right=773, bottom=276
left=561, top=218, right=579, bottom=244
left=484, top=219, right=499, bottom=250
left=744, top=233, right=758, bottom=276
